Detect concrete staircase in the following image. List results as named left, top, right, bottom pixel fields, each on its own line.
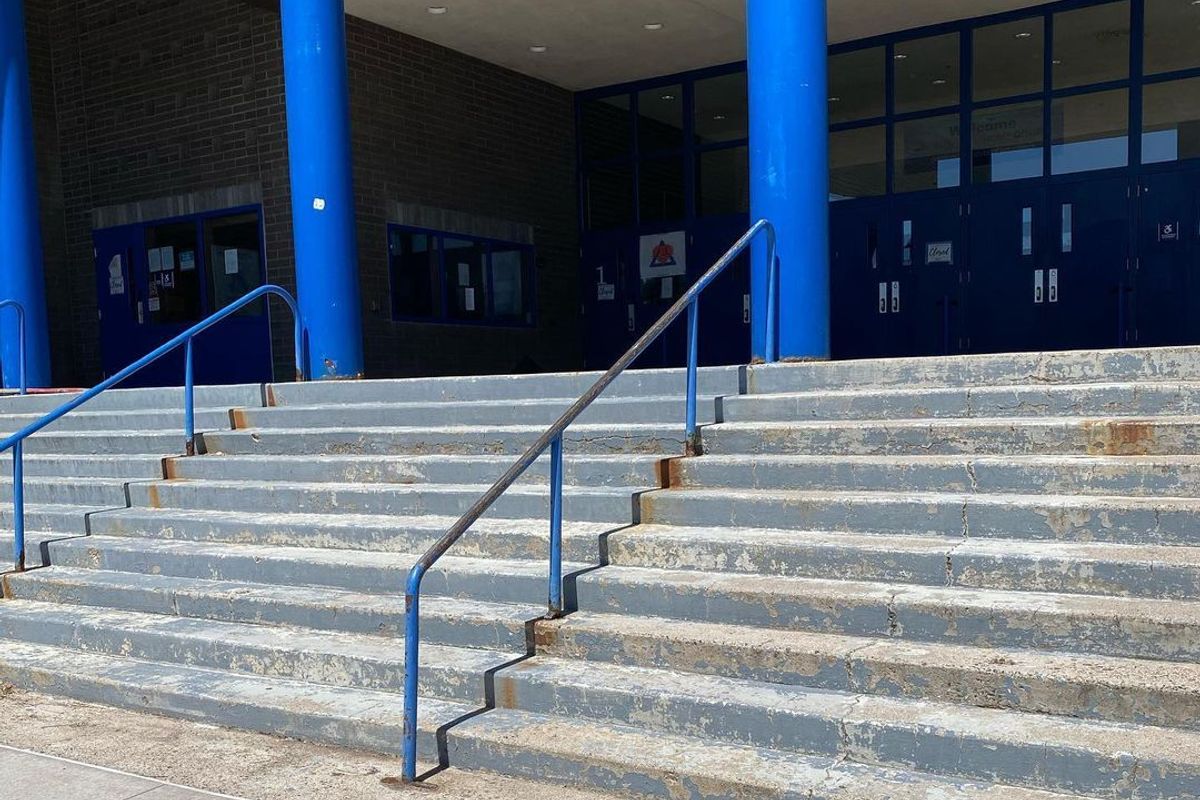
left=2, top=350, right=1200, bottom=798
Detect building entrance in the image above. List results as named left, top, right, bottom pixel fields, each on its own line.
left=94, top=208, right=272, bottom=387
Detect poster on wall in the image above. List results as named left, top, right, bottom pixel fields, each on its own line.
left=639, top=231, right=687, bottom=281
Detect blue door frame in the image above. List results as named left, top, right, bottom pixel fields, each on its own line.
left=579, top=0, right=1200, bottom=361
left=94, top=205, right=273, bottom=387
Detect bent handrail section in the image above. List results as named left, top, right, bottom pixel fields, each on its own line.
left=0, top=300, right=28, bottom=396
left=2, top=284, right=305, bottom=572
left=400, top=218, right=779, bottom=782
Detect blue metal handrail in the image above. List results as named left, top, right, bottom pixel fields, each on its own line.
left=399, top=219, right=779, bottom=782
left=3, top=285, right=305, bottom=572
left=0, top=301, right=28, bottom=396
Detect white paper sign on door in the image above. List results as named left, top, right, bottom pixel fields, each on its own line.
left=639, top=231, right=687, bottom=280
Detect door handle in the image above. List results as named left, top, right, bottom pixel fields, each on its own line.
left=1034, top=270, right=1045, bottom=304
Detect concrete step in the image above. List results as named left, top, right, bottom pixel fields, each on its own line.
left=36, top=535, right=587, bottom=606
left=0, top=407, right=232, bottom=435
left=0, top=600, right=507, bottom=702
left=0, top=503, right=106, bottom=535
left=0, top=638, right=453, bottom=765
left=86, top=507, right=615, bottom=562
left=0, top=639, right=1104, bottom=800
left=3, top=567, right=539, bottom=651
left=743, top=345, right=1200, bottom=394
left=671, top=453, right=1200, bottom=496
left=538, top=611, right=1200, bottom=731
left=267, top=365, right=742, bottom=406
left=606, top=524, right=1200, bottom=599
left=640, top=487, right=1200, bottom=545
left=570, top=565, right=1200, bottom=662
left=164, top=453, right=664, bottom=488
left=0, top=477, right=133, bottom=508
left=495, top=655, right=1200, bottom=799
left=0, top=383, right=263, bottom=415
left=129, top=479, right=638, bottom=524
left=702, top=417, right=1200, bottom=456
left=0, top=454, right=165, bottom=480
left=234, top=395, right=719, bottom=430
left=16, top=430, right=189, bottom=456
left=723, top=381, right=1200, bottom=422
left=201, top=423, right=687, bottom=457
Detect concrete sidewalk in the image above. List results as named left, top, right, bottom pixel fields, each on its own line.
left=0, top=745, right=242, bottom=800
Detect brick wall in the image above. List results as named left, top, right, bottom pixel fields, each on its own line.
left=24, top=0, right=580, bottom=385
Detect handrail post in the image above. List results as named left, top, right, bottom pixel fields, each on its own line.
left=184, top=337, right=196, bottom=456
left=547, top=435, right=565, bottom=617
left=685, top=299, right=701, bottom=456
left=12, top=442, right=23, bottom=572
left=401, top=564, right=425, bottom=784
left=766, top=223, right=779, bottom=364
left=17, top=304, right=26, bottom=396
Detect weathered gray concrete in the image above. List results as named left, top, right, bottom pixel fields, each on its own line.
left=0, top=746, right=236, bottom=800
left=2, top=349, right=1200, bottom=797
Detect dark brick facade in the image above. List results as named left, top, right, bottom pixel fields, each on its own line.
left=24, top=0, right=580, bottom=385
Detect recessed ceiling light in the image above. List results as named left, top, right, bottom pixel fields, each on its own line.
left=1014, top=31, right=1033, bottom=39
left=931, top=79, right=948, bottom=86
left=661, top=93, right=676, bottom=101
left=828, top=96, right=841, bottom=102
left=1052, top=58, right=1063, bottom=65
left=713, top=114, right=727, bottom=120
left=427, top=6, right=447, bottom=14
left=529, top=45, right=548, bottom=53
left=644, top=22, right=664, bottom=31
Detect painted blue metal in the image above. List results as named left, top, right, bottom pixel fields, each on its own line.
left=400, top=219, right=778, bottom=783
left=280, top=0, right=364, bottom=380
left=184, top=339, right=196, bottom=456
left=0, top=300, right=29, bottom=571
left=1, top=285, right=304, bottom=571
left=685, top=301, right=700, bottom=454
left=0, top=2, right=50, bottom=389
left=747, top=0, right=830, bottom=362
left=548, top=435, right=564, bottom=613
left=0, top=301, right=29, bottom=396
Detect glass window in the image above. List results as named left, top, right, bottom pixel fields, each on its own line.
left=697, top=146, right=749, bottom=216
left=205, top=213, right=264, bottom=317
left=1051, top=89, right=1129, bottom=174
left=894, top=114, right=962, bottom=192
left=639, top=157, right=686, bottom=223
left=694, top=72, right=747, bottom=144
left=972, top=101, right=1045, bottom=183
left=144, top=221, right=202, bottom=325
left=638, top=85, right=684, bottom=153
left=443, top=237, right=487, bottom=321
left=974, top=18, right=1045, bottom=101
left=581, top=95, right=631, bottom=162
left=586, top=165, right=634, bottom=230
left=1145, top=0, right=1200, bottom=75
left=1143, top=77, right=1200, bottom=164
left=490, top=247, right=533, bottom=323
left=1053, top=1, right=1131, bottom=90
left=389, top=229, right=440, bottom=319
left=829, top=47, right=886, bottom=124
left=830, top=126, right=886, bottom=199
left=894, top=33, right=960, bottom=114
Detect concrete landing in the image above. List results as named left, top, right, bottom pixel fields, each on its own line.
left=0, top=745, right=236, bottom=800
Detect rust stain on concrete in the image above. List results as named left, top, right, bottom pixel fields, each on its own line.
left=1084, top=420, right=1157, bottom=456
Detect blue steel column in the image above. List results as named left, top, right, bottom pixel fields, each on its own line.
left=747, top=0, right=830, bottom=361
left=0, top=0, right=51, bottom=388
left=280, top=0, right=364, bottom=379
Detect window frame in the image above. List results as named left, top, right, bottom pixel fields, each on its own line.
left=386, top=224, right=537, bottom=329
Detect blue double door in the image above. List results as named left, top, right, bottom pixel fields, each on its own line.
left=581, top=216, right=751, bottom=370
left=94, top=209, right=272, bottom=387
left=833, top=173, right=1138, bottom=358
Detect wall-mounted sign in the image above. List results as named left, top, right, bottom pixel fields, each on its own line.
left=639, top=231, right=687, bottom=280
left=107, top=255, right=124, bottom=296
left=926, top=242, right=953, bottom=265
left=597, top=282, right=615, bottom=301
